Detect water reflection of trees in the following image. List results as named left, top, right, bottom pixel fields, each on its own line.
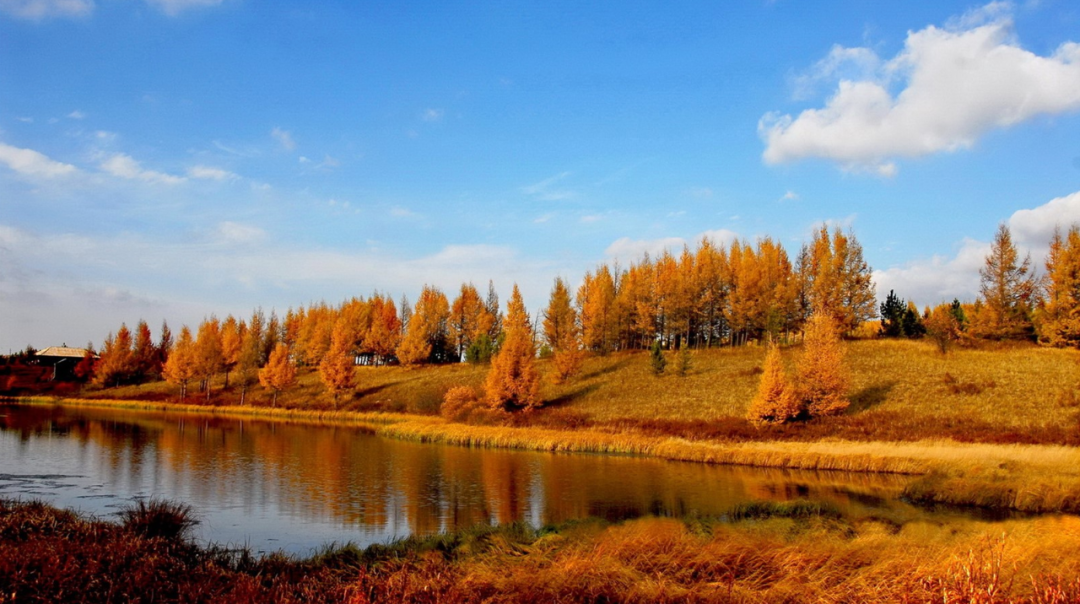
left=1, top=404, right=911, bottom=538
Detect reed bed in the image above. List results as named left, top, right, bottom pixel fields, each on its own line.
left=7, top=498, right=1079, bottom=603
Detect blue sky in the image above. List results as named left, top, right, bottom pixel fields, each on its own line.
left=2, top=0, right=1079, bottom=351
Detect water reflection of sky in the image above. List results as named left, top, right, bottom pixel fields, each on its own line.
left=2, top=402, right=921, bottom=556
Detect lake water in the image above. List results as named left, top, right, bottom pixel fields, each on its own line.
left=1, top=402, right=962, bottom=556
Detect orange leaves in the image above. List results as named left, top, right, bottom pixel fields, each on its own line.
left=259, top=343, right=296, bottom=406
left=746, top=313, right=849, bottom=424
left=485, top=284, right=541, bottom=410
left=319, top=319, right=356, bottom=405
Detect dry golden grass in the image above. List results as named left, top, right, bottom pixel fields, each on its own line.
left=543, top=339, right=1080, bottom=427
left=8, top=497, right=1080, bottom=603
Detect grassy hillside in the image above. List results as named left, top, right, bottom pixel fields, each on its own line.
left=78, top=339, right=1080, bottom=445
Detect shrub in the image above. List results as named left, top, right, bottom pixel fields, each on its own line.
left=649, top=340, right=666, bottom=375
left=441, top=385, right=507, bottom=425
left=119, top=498, right=198, bottom=540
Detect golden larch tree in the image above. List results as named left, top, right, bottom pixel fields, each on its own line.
left=396, top=285, right=451, bottom=366
left=971, top=224, right=1037, bottom=340
left=794, top=312, right=850, bottom=417
left=449, top=283, right=486, bottom=361
left=1038, top=224, right=1080, bottom=347
left=194, top=317, right=223, bottom=402
left=94, top=324, right=134, bottom=388
left=319, top=318, right=356, bottom=407
left=219, top=315, right=243, bottom=389
left=486, top=284, right=541, bottom=410
left=364, top=294, right=401, bottom=365
left=543, top=277, right=583, bottom=383
left=259, top=342, right=296, bottom=407
left=162, top=326, right=196, bottom=402
left=746, top=343, right=799, bottom=424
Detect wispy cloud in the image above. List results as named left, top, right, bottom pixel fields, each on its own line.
left=271, top=127, right=296, bottom=151
left=143, top=0, right=225, bottom=17
left=0, top=0, right=94, bottom=20
left=422, top=108, right=444, bottom=122
left=66, top=110, right=86, bottom=120
left=0, top=142, right=79, bottom=178
left=522, top=171, right=576, bottom=201
left=187, top=165, right=238, bottom=181
left=100, top=153, right=185, bottom=185
left=780, top=190, right=800, bottom=202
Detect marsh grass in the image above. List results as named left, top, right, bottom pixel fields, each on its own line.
left=6, top=498, right=1080, bottom=603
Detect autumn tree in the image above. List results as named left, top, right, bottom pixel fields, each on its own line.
left=925, top=302, right=963, bottom=354
left=235, top=311, right=263, bottom=405
left=259, top=342, right=296, bottom=407
left=543, top=277, right=583, bottom=383
left=578, top=265, right=617, bottom=353
left=94, top=324, right=134, bottom=388
left=793, top=312, right=849, bottom=418
left=73, top=344, right=97, bottom=383
left=486, top=284, right=541, bottom=410
left=449, top=283, right=488, bottom=362
left=746, top=344, right=799, bottom=424
left=156, top=320, right=173, bottom=372
left=970, top=224, right=1037, bottom=340
left=1037, top=225, right=1080, bottom=347
left=396, top=285, right=451, bottom=366
left=319, top=318, right=356, bottom=406
left=162, top=326, right=196, bottom=401
left=803, top=226, right=876, bottom=334
left=194, top=317, right=223, bottom=402
left=364, top=294, right=401, bottom=365
left=132, top=320, right=156, bottom=383
left=219, top=315, right=243, bottom=389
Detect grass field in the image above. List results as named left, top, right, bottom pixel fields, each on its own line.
left=81, top=339, right=1080, bottom=441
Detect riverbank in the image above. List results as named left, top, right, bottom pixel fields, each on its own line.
left=9, top=395, right=1080, bottom=514
left=2, top=497, right=1079, bottom=603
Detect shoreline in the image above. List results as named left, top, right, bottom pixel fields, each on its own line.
left=6, top=395, right=1080, bottom=514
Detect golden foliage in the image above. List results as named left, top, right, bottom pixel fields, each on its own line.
left=161, top=326, right=196, bottom=400
left=795, top=312, right=850, bottom=417
left=259, top=342, right=296, bottom=406
left=485, top=284, right=541, bottom=410
left=318, top=319, right=355, bottom=405
left=746, top=344, right=799, bottom=424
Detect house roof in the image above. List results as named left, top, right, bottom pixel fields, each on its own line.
left=36, top=347, right=92, bottom=359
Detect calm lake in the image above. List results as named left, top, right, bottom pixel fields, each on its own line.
left=0, top=402, right=974, bottom=556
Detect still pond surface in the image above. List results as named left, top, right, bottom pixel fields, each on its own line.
left=1, top=402, right=974, bottom=555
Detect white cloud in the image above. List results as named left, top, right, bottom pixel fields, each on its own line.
left=422, top=108, right=444, bottom=122
left=874, top=190, right=1080, bottom=305
left=780, top=190, right=800, bottom=202
left=143, top=0, right=224, bottom=16
left=187, top=165, right=237, bottom=181
left=761, top=5, right=1080, bottom=174
left=66, top=110, right=86, bottom=119
left=390, top=206, right=421, bottom=219
left=605, top=228, right=741, bottom=264
left=0, top=0, right=93, bottom=20
left=100, top=153, right=185, bottom=185
left=271, top=127, right=296, bottom=151
left=0, top=142, right=79, bottom=178
left=16, top=117, right=33, bottom=123
left=1008, top=190, right=1080, bottom=245
left=214, top=221, right=265, bottom=245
